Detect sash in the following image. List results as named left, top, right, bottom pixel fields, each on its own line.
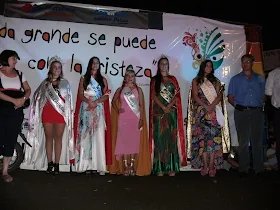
left=46, top=84, right=65, bottom=118
left=159, top=83, right=173, bottom=103
left=200, top=79, right=225, bottom=127
left=89, top=77, right=102, bottom=99
left=123, top=87, right=140, bottom=118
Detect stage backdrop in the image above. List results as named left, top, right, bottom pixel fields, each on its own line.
left=0, top=3, right=246, bottom=155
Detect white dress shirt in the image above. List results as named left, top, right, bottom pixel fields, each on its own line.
left=265, top=67, right=280, bottom=108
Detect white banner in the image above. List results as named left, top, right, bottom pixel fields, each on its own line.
left=0, top=12, right=245, bottom=147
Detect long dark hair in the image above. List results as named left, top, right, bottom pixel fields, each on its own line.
left=83, top=56, right=105, bottom=91
left=195, top=59, right=217, bottom=85
left=154, top=57, right=169, bottom=95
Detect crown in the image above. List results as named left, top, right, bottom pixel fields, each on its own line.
left=49, top=55, right=63, bottom=65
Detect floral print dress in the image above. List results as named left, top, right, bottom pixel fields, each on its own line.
left=191, top=86, right=223, bottom=169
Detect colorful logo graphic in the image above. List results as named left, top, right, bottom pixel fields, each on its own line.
left=183, top=27, right=225, bottom=70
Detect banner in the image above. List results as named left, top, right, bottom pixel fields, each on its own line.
left=0, top=7, right=246, bottom=153
left=4, top=2, right=155, bottom=29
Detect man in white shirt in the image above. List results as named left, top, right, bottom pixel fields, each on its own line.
left=265, top=66, right=280, bottom=173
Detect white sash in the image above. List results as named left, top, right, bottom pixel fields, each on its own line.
left=123, top=87, right=140, bottom=118
left=200, top=79, right=225, bottom=127
left=46, top=84, right=65, bottom=118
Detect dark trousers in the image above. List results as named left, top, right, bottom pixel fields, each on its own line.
left=0, top=109, right=23, bottom=157
left=273, top=107, right=280, bottom=170
left=234, top=108, right=264, bottom=173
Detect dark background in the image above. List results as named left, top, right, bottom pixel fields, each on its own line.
left=50, top=0, right=278, bottom=51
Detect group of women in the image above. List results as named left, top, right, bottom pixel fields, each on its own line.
left=0, top=49, right=228, bottom=183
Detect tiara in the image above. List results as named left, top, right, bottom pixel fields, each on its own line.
left=49, top=55, right=63, bottom=65
left=158, top=54, right=169, bottom=60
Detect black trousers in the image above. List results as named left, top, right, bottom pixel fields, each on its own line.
left=273, top=107, right=280, bottom=170
left=0, top=108, right=24, bottom=157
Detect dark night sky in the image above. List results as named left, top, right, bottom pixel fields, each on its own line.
left=52, top=0, right=278, bottom=51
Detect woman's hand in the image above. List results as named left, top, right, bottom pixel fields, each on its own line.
left=13, top=98, right=24, bottom=109
left=118, top=108, right=125, bottom=113
left=205, top=104, right=214, bottom=113
left=86, top=100, right=97, bottom=111
left=138, top=119, right=143, bottom=129
left=162, top=106, right=170, bottom=114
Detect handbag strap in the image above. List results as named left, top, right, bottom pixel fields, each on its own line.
left=15, top=69, right=25, bottom=92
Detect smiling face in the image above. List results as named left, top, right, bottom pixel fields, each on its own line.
left=91, top=58, right=100, bottom=75
left=125, top=70, right=136, bottom=85
left=7, top=56, right=18, bottom=69
left=204, top=61, right=213, bottom=76
left=50, top=61, right=62, bottom=79
left=159, top=58, right=169, bottom=75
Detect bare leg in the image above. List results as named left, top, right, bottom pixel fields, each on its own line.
left=200, top=152, right=208, bottom=176
left=130, top=154, right=136, bottom=176
left=2, top=157, right=13, bottom=182
left=43, top=123, right=54, bottom=163
left=53, top=123, right=65, bottom=164
left=209, top=152, right=216, bottom=177
left=123, top=154, right=129, bottom=176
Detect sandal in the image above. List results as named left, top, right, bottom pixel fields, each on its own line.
left=130, top=158, right=136, bottom=176
left=168, top=172, right=176, bottom=176
left=209, top=169, right=216, bottom=177
left=157, top=173, right=164, bottom=176
left=123, top=159, right=129, bottom=176
left=2, top=174, right=13, bottom=183
left=200, top=168, right=208, bottom=176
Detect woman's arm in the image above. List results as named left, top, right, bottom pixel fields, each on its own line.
left=192, top=78, right=208, bottom=108
left=138, top=87, right=145, bottom=120
left=95, top=77, right=109, bottom=104
left=22, top=80, right=31, bottom=100
left=111, top=87, right=121, bottom=111
left=210, top=80, right=223, bottom=107
left=151, top=78, right=167, bottom=110
left=78, top=76, right=90, bottom=104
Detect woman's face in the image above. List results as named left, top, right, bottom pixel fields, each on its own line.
left=204, top=61, right=213, bottom=75
left=91, top=58, right=100, bottom=75
left=51, top=62, right=62, bottom=78
left=125, top=71, right=136, bottom=84
left=8, top=56, right=18, bottom=69
left=159, top=59, right=169, bottom=74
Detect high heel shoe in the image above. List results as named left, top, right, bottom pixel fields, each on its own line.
left=46, top=161, right=54, bottom=174
left=209, top=169, right=216, bottom=177
left=53, top=163, right=60, bottom=175
left=200, top=168, right=208, bottom=176
left=123, top=159, right=129, bottom=176
left=130, top=158, right=136, bottom=176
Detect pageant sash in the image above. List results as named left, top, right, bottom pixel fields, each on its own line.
left=200, top=79, right=225, bottom=127
left=159, top=83, right=173, bottom=103
left=123, top=87, right=140, bottom=118
left=46, top=84, right=65, bottom=117
left=89, top=77, right=102, bottom=99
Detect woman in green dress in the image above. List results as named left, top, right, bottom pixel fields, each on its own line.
left=149, top=56, right=187, bottom=176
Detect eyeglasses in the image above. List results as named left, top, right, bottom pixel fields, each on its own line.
left=242, top=60, right=252, bottom=64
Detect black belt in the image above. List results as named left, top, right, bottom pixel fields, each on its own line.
left=235, top=104, right=262, bottom=111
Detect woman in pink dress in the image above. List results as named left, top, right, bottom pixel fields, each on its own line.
left=111, top=66, right=146, bottom=176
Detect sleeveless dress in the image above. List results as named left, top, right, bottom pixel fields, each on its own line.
left=42, top=84, right=65, bottom=124
left=114, top=88, right=141, bottom=160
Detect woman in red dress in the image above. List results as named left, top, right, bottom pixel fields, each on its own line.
left=26, top=56, right=74, bottom=175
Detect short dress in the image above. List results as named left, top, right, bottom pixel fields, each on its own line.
left=42, top=84, right=65, bottom=124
